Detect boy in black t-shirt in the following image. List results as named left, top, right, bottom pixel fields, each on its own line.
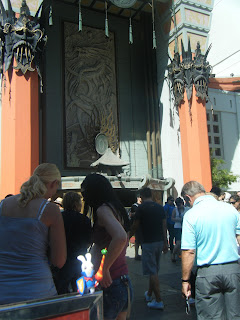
left=130, top=188, right=168, bottom=310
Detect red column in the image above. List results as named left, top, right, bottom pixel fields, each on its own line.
left=179, top=86, right=212, bottom=191
left=0, top=66, right=39, bottom=198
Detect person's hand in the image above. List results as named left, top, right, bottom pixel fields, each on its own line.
left=182, top=282, right=191, bottom=298
left=99, top=268, right=112, bottom=288
left=162, top=243, right=168, bottom=254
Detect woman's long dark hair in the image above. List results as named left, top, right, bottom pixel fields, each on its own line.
left=81, top=173, right=130, bottom=232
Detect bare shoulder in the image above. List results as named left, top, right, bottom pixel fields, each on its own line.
left=96, top=204, right=126, bottom=239
left=97, top=203, right=113, bottom=214
left=41, top=202, right=62, bottom=226
left=96, top=204, right=118, bottom=225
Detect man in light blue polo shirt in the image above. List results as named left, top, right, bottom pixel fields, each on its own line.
left=181, top=181, right=240, bottom=320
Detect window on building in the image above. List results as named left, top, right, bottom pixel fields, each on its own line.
left=214, top=136, right=220, bottom=144
left=206, top=111, right=223, bottom=159
left=215, top=148, right=221, bottom=156
left=213, top=125, right=219, bottom=133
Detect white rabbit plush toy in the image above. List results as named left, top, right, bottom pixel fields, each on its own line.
left=76, top=249, right=107, bottom=295
left=76, top=253, right=97, bottom=295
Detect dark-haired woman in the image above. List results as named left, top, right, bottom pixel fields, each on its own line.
left=54, top=191, right=92, bottom=294
left=81, top=173, right=132, bottom=320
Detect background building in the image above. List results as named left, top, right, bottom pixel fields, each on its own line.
left=206, top=0, right=240, bottom=192
left=1, top=0, right=239, bottom=200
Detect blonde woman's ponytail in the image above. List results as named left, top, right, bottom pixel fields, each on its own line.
left=18, top=163, right=61, bottom=207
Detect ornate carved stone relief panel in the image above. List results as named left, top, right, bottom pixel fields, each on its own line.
left=64, top=23, right=119, bottom=168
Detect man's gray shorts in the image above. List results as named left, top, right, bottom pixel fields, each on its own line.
left=196, top=262, right=240, bottom=320
left=142, top=241, right=163, bottom=275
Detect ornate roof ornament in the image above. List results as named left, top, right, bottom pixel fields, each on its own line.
left=110, top=0, right=137, bottom=8
left=193, top=42, right=212, bottom=101
left=168, top=40, right=212, bottom=107
left=0, top=0, right=47, bottom=91
left=168, top=50, right=184, bottom=106
left=91, top=148, right=129, bottom=167
left=181, top=38, right=193, bottom=102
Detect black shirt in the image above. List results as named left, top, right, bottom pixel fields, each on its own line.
left=135, top=201, right=166, bottom=243
left=62, top=210, right=92, bottom=258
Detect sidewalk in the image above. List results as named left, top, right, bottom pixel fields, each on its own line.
left=126, top=246, right=197, bottom=320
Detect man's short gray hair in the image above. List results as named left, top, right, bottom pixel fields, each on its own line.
left=181, top=181, right=206, bottom=197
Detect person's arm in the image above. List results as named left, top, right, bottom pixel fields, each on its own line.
left=162, top=218, right=168, bottom=253
left=97, top=205, right=127, bottom=288
left=43, top=203, right=67, bottom=268
left=129, top=219, right=140, bottom=239
left=181, top=249, right=195, bottom=298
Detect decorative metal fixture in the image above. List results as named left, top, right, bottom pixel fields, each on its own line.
left=193, top=42, right=212, bottom=101
left=78, top=0, right=82, bottom=31
left=110, top=0, right=137, bottom=8
left=74, top=0, right=159, bottom=49
left=0, top=0, right=47, bottom=91
left=168, top=40, right=212, bottom=107
left=168, top=49, right=184, bottom=107
left=151, top=0, right=157, bottom=49
left=129, top=14, right=133, bottom=44
left=105, top=0, right=109, bottom=37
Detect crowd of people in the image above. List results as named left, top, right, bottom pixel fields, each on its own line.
left=0, top=164, right=132, bottom=320
left=0, top=163, right=239, bottom=320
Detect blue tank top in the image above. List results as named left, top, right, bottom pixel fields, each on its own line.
left=0, top=199, right=57, bottom=305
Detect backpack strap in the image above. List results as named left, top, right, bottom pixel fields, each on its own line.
left=37, top=199, right=49, bottom=220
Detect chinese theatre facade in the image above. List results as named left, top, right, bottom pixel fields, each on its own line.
left=0, top=0, right=214, bottom=201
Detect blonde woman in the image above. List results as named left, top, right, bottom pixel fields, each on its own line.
left=0, top=163, right=67, bottom=305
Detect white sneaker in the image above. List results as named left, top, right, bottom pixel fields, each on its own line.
left=144, top=291, right=152, bottom=302
left=147, top=299, right=164, bottom=310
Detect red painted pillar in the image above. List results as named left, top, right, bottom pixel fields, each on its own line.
left=178, top=86, right=212, bottom=191
left=0, top=65, right=39, bottom=198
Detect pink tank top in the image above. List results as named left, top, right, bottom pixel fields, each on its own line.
left=93, top=204, right=128, bottom=280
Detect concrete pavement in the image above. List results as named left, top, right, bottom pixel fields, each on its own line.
left=126, top=246, right=197, bottom=320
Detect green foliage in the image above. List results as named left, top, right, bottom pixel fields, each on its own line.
left=211, top=157, right=238, bottom=189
